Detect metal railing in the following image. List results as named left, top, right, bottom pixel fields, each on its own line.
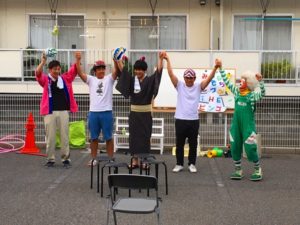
left=0, top=49, right=299, bottom=84
left=0, top=94, right=299, bottom=151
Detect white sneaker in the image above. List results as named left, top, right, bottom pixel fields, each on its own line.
left=87, top=159, right=98, bottom=167
left=172, top=165, right=184, bottom=173
left=188, top=164, right=197, bottom=173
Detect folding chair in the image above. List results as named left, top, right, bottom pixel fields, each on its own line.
left=130, top=154, right=168, bottom=195
left=106, top=174, right=162, bottom=225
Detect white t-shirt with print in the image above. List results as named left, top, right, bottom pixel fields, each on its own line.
left=174, top=80, right=202, bottom=120
left=86, top=74, right=115, bottom=112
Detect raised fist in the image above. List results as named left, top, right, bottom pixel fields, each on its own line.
left=214, top=58, right=222, bottom=69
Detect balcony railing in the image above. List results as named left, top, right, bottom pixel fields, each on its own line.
left=0, top=49, right=299, bottom=84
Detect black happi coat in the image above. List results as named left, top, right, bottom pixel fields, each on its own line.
left=116, top=68, right=162, bottom=154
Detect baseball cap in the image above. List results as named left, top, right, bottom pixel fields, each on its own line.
left=93, top=60, right=106, bottom=71
left=183, top=69, right=196, bottom=78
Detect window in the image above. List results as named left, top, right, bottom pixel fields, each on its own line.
left=233, top=15, right=292, bottom=51
left=29, top=15, right=84, bottom=49
left=233, top=15, right=262, bottom=50
left=131, top=15, right=186, bottom=50
left=234, top=15, right=293, bottom=83
left=130, top=15, right=186, bottom=71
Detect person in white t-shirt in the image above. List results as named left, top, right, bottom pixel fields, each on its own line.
left=77, top=57, right=119, bottom=166
left=164, top=53, right=222, bottom=173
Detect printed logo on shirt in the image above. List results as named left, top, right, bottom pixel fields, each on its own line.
left=237, top=101, right=247, bottom=107
left=96, top=82, right=103, bottom=96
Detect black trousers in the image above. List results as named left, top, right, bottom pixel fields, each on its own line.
left=175, top=119, right=199, bottom=166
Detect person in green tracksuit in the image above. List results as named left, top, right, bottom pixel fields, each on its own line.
left=220, top=67, right=265, bottom=181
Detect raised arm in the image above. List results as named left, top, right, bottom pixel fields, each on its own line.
left=252, top=73, right=266, bottom=101
left=115, top=57, right=131, bottom=99
left=164, top=53, right=178, bottom=87
left=116, top=59, right=124, bottom=72
left=75, top=52, right=87, bottom=82
left=219, top=65, right=239, bottom=96
left=35, top=52, right=47, bottom=78
left=200, top=58, right=222, bottom=90
left=111, top=59, right=120, bottom=80
left=156, top=51, right=165, bottom=74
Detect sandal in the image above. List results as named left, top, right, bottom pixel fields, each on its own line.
left=128, top=163, right=139, bottom=169
left=128, top=157, right=139, bottom=169
left=142, top=163, right=150, bottom=170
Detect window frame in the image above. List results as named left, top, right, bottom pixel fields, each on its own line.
left=232, top=13, right=294, bottom=50
left=128, top=13, right=188, bottom=50
left=27, top=13, right=86, bottom=49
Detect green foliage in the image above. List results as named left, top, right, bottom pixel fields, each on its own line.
left=25, top=46, right=35, bottom=55
left=60, top=63, right=68, bottom=73
left=261, top=59, right=292, bottom=79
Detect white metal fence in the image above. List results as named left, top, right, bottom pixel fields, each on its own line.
left=0, top=94, right=299, bottom=150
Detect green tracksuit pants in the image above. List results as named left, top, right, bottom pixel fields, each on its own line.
left=230, top=95, right=259, bottom=162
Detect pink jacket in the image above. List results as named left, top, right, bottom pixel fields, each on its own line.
left=35, top=64, right=78, bottom=115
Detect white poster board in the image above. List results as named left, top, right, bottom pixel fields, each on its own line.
left=154, top=68, right=235, bottom=112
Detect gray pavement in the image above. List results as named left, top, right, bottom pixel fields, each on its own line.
left=1, top=149, right=300, bottom=225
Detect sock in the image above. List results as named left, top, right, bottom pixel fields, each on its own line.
left=254, top=160, right=260, bottom=170
left=234, top=160, right=242, bottom=171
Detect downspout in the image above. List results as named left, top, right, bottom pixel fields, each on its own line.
left=219, top=0, right=223, bottom=50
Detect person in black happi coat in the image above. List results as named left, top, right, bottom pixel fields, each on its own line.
left=116, top=52, right=165, bottom=167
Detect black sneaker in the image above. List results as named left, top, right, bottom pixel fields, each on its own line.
left=62, top=160, right=71, bottom=168
left=45, top=161, right=55, bottom=167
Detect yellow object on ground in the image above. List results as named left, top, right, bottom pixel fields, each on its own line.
left=172, top=144, right=201, bottom=157
left=207, top=148, right=223, bottom=158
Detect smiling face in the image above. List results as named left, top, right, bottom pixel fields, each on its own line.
left=134, top=69, right=146, bottom=80
left=184, top=76, right=196, bottom=87
left=49, top=66, right=61, bottom=79
left=94, top=66, right=106, bottom=79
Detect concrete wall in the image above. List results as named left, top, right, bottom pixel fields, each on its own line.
left=1, top=0, right=300, bottom=50
left=0, top=0, right=220, bottom=50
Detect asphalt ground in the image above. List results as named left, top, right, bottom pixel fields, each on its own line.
left=1, top=149, right=300, bottom=225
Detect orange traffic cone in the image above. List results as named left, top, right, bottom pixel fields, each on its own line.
left=18, top=112, right=46, bottom=157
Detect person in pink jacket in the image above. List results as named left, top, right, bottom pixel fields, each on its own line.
left=35, top=52, right=81, bottom=168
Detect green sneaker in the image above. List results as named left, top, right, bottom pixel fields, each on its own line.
left=230, top=169, right=244, bottom=180
left=250, top=167, right=263, bottom=181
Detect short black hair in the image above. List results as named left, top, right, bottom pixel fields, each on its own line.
left=134, top=60, right=148, bottom=71
left=48, top=60, right=61, bottom=69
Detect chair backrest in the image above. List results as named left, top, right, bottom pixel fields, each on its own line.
left=108, top=174, right=158, bottom=191
left=115, top=117, right=129, bottom=134
left=152, top=118, right=164, bottom=136
left=115, top=117, right=164, bottom=136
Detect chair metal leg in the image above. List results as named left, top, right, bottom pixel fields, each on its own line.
left=163, top=162, right=168, bottom=195
left=97, top=163, right=100, bottom=193
left=113, top=211, right=117, bottom=225
left=155, top=164, right=159, bottom=178
left=101, top=165, right=105, bottom=197
left=90, top=159, right=94, bottom=189
left=114, top=167, right=118, bottom=195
